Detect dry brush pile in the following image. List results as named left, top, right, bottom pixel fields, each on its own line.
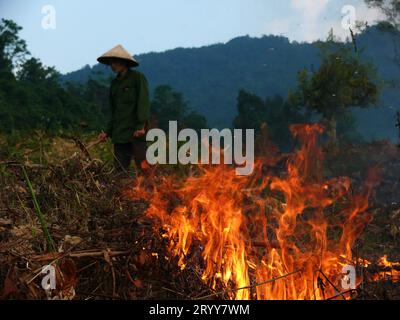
left=0, top=133, right=399, bottom=300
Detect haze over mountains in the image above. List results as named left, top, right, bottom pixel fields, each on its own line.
left=62, top=25, right=400, bottom=142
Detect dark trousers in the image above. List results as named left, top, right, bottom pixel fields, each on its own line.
left=113, top=139, right=147, bottom=175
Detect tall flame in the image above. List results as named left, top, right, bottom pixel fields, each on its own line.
left=126, top=124, right=383, bottom=300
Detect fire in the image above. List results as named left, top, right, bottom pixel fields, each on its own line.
left=125, top=124, right=392, bottom=300
left=374, top=255, right=400, bottom=282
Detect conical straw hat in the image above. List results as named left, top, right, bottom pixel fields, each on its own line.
left=97, top=44, right=139, bottom=67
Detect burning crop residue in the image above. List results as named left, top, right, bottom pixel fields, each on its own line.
left=125, top=124, right=398, bottom=300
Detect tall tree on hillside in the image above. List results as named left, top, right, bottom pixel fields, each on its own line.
left=84, top=77, right=109, bottom=114
left=151, top=85, right=207, bottom=131
left=0, top=19, right=29, bottom=132
left=233, top=90, right=310, bottom=149
left=182, top=111, right=208, bottom=132
left=234, top=90, right=266, bottom=132
left=151, top=85, right=187, bottom=131
left=289, top=33, right=379, bottom=146
left=0, top=19, right=106, bottom=133
left=17, top=57, right=59, bottom=83
left=365, top=0, right=400, bottom=29
left=365, top=0, right=400, bottom=72
left=0, top=19, right=29, bottom=77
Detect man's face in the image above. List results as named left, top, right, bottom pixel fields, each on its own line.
left=110, top=59, right=127, bottom=74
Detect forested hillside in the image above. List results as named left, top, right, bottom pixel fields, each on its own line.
left=62, top=24, right=400, bottom=141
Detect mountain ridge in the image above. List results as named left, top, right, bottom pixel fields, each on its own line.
left=61, top=26, right=400, bottom=141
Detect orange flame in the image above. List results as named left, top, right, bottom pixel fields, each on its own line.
left=125, top=124, right=388, bottom=300
left=374, top=255, right=400, bottom=282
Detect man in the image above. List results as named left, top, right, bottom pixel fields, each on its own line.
left=97, top=44, right=151, bottom=176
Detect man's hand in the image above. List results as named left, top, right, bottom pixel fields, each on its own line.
left=133, top=127, right=146, bottom=138
left=98, top=131, right=108, bottom=142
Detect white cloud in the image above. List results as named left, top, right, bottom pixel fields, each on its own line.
left=291, top=0, right=331, bottom=18
left=289, top=0, right=386, bottom=42
left=325, top=3, right=386, bottom=41
left=290, top=0, right=332, bottom=41
left=356, top=3, right=385, bottom=23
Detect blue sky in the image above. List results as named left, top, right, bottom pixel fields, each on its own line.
left=0, top=0, right=384, bottom=73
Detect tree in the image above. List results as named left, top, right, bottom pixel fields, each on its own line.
left=0, top=19, right=29, bottom=77
left=233, top=90, right=310, bottom=149
left=151, top=85, right=207, bottom=131
left=289, top=33, right=379, bottom=146
left=151, top=85, right=187, bottom=131
left=265, top=95, right=310, bottom=148
left=365, top=1, right=400, bottom=67
left=234, top=90, right=266, bottom=133
left=0, top=19, right=107, bottom=133
left=365, top=0, right=400, bottom=29
left=17, top=57, right=60, bottom=83
left=84, top=77, right=109, bottom=114
left=182, top=111, right=208, bottom=132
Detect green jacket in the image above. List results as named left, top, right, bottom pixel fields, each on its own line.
left=106, top=69, right=151, bottom=143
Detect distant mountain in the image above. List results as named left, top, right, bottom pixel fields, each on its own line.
left=61, top=25, right=400, bottom=142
